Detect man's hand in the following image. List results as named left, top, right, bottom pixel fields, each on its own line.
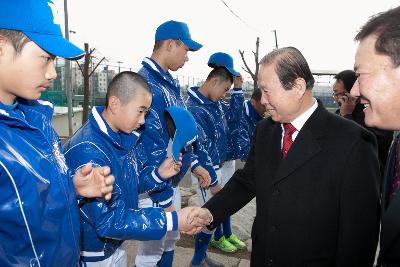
left=73, top=163, right=114, bottom=201
left=158, top=155, right=182, bottom=179
left=233, top=73, right=243, bottom=88
left=192, top=165, right=211, bottom=188
left=338, top=93, right=357, bottom=116
left=178, top=207, right=212, bottom=235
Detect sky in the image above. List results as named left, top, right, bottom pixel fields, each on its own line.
left=57, top=0, right=400, bottom=82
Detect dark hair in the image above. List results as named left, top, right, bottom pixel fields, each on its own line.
left=334, top=70, right=357, bottom=92
left=153, top=39, right=183, bottom=52
left=205, top=66, right=233, bottom=84
left=251, top=88, right=262, bottom=101
left=260, top=47, right=315, bottom=90
left=0, top=29, right=30, bottom=54
left=355, top=6, right=400, bottom=67
left=105, top=71, right=151, bottom=107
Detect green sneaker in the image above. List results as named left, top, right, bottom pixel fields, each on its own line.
left=210, top=236, right=237, bottom=253
left=226, top=234, right=247, bottom=250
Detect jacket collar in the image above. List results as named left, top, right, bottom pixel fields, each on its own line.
left=244, top=100, right=262, bottom=123
left=0, top=99, right=54, bottom=130
left=187, top=87, right=214, bottom=105
left=142, top=57, right=179, bottom=89
left=90, top=106, right=141, bottom=151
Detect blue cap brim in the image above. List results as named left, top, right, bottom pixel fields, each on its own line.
left=181, top=38, right=203, bottom=51
left=24, top=31, right=85, bottom=60
left=227, top=66, right=241, bottom=77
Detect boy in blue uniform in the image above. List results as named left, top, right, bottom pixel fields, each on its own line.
left=239, top=88, right=266, bottom=160
left=0, top=1, right=114, bottom=266
left=63, top=72, right=209, bottom=266
left=135, top=20, right=218, bottom=267
left=186, top=52, right=246, bottom=266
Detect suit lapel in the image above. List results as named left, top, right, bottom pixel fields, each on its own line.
left=263, top=122, right=283, bottom=180
left=272, top=103, right=326, bottom=184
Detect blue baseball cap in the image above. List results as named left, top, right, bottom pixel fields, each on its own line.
left=208, top=52, right=240, bottom=77
left=155, top=20, right=203, bottom=51
left=0, top=0, right=85, bottom=59
left=164, top=106, right=198, bottom=162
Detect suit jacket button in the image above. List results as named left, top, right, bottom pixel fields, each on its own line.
left=267, top=258, right=273, bottom=266
left=270, top=225, right=277, bottom=232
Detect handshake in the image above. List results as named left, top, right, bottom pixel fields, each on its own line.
left=177, top=207, right=213, bottom=235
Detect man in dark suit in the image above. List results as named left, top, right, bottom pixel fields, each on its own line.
left=200, top=47, right=380, bottom=266
left=349, top=6, right=400, bottom=266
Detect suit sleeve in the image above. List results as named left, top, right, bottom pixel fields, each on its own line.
left=203, top=123, right=258, bottom=228
left=64, top=142, right=178, bottom=241
left=336, top=130, right=380, bottom=266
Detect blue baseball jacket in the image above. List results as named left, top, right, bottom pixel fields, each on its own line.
left=221, top=89, right=246, bottom=161
left=62, top=106, right=178, bottom=262
left=0, top=99, right=80, bottom=267
left=138, top=58, right=218, bottom=207
left=239, top=99, right=263, bottom=160
left=185, top=87, right=244, bottom=169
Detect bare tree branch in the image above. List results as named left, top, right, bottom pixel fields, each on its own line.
left=242, top=67, right=251, bottom=75
left=239, top=49, right=255, bottom=79
left=238, top=37, right=260, bottom=91
left=89, top=57, right=106, bottom=77
left=76, top=61, right=83, bottom=75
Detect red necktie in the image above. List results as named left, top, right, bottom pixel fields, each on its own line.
left=281, top=123, right=296, bottom=159
left=389, top=138, right=400, bottom=200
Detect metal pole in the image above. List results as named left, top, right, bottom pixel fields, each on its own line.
left=117, top=61, right=123, bottom=73
left=64, top=0, right=73, bottom=136
left=273, top=30, right=278, bottom=50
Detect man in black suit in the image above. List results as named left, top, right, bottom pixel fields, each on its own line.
left=200, top=47, right=380, bottom=266
left=349, top=6, right=400, bottom=266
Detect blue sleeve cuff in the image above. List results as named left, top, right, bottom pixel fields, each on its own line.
left=191, top=160, right=200, bottom=172
left=209, top=178, right=219, bottom=187
left=152, top=168, right=168, bottom=183
left=232, top=88, right=243, bottom=93
left=166, top=211, right=178, bottom=231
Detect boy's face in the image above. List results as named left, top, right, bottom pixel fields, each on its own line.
left=115, top=89, right=152, bottom=133
left=0, top=40, right=56, bottom=104
left=210, top=78, right=231, bottom=102
left=168, top=40, right=189, bottom=72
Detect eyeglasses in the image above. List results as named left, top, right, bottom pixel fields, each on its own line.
left=332, top=92, right=346, bottom=98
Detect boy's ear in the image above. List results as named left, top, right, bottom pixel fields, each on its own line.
left=166, top=39, right=174, bottom=52
left=210, top=77, right=219, bottom=87
left=108, top=96, right=120, bottom=113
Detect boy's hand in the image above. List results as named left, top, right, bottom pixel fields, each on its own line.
left=233, top=73, right=243, bottom=88
left=158, top=154, right=182, bottom=179
left=178, top=207, right=212, bottom=235
left=192, top=166, right=211, bottom=188
left=73, top=163, right=114, bottom=201
left=338, top=93, right=357, bottom=116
